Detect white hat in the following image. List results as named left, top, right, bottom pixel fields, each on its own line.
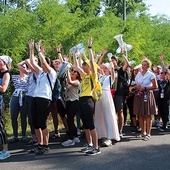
left=134, top=64, right=142, bottom=70
left=0, top=55, right=12, bottom=65
left=103, top=63, right=110, bottom=71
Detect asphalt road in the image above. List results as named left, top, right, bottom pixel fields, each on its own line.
left=0, top=125, right=170, bottom=170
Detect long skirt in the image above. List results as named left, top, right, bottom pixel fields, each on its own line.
left=94, top=90, right=120, bottom=141
left=133, top=91, right=157, bottom=116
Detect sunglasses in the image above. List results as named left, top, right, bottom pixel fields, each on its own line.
left=71, top=70, right=78, bottom=73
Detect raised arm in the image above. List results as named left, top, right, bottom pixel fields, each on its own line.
left=17, top=60, right=28, bottom=75
left=122, top=52, right=129, bottom=71
left=88, top=36, right=95, bottom=74
left=29, top=39, right=41, bottom=75
left=56, top=43, right=64, bottom=63
left=98, top=48, right=108, bottom=67
left=35, top=40, right=51, bottom=73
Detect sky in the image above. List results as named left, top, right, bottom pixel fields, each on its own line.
left=144, top=0, right=170, bottom=17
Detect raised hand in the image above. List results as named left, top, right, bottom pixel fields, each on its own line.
left=28, top=39, right=34, bottom=50
left=88, top=36, right=93, bottom=47
left=56, top=43, right=62, bottom=53
left=35, top=40, right=42, bottom=52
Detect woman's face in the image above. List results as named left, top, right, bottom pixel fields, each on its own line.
left=71, top=69, right=79, bottom=80
left=53, top=60, right=61, bottom=71
left=0, top=59, right=6, bottom=69
left=102, top=65, right=110, bottom=75
left=133, top=69, right=139, bottom=76
left=82, top=63, right=90, bottom=73
left=142, top=61, right=149, bottom=71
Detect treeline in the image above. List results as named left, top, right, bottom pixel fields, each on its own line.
left=0, top=0, right=170, bottom=70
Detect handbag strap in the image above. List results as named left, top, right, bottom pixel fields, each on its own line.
left=90, top=75, right=94, bottom=90
left=47, top=74, right=52, bottom=91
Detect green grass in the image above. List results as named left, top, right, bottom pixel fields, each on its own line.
left=4, top=109, right=65, bottom=139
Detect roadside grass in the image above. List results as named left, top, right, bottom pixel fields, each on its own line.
left=4, top=109, right=65, bottom=140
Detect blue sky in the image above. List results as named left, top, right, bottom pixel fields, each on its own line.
left=145, top=0, right=170, bottom=17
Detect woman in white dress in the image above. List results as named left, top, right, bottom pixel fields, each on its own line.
left=94, top=61, right=120, bottom=147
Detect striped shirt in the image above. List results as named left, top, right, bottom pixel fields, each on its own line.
left=12, top=75, right=28, bottom=92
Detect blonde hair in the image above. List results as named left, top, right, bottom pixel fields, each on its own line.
left=142, top=59, right=152, bottom=69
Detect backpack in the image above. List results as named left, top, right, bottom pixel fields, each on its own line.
left=90, top=76, right=102, bottom=101
left=47, top=74, right=61, bottom=102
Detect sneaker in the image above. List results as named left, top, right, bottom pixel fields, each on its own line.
left=73, top=137, right=80, bottom=143
left=155, top=120, right=160, bottom=128
left=158, top=127, right=165, bottom=132
left=26, top=139, right=38, bottom=146
left=36, top=147, right=49, bottom=155
left=9, top=137, right=19, bottom=143
left=81, top=144, right=93, bottom=153
left=101, top=139, right=112, bottom=147
left=119, top=133, right=123, bottom=139
left=0, top=150, right=11, bottom=160
left=22, top=136, right=28, bottom=143
left=28, top=145, right=42, bottom=154
left=86, top=148, right=101, bottom=156
left=77, top=128, right=81, bottom=136
left=62, top=139, right=75, bottom=147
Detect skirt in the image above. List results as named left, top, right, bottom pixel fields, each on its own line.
left=94, top=90, right=120, bottom=141
left=133, top=91, right=157, bottom=116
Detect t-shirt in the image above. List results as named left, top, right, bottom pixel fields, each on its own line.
left=114, top=67, right=129, bottom=96
left=80, top=72, right=97, bottom=97
left=135, top=70, right=156, bottom=88
left=33, top=68, right=57, bottom=100
left=65, top=80, right=80, bottom=101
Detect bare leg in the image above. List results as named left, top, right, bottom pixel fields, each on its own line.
left=2, top=144, right=8, bottom=151
left=118, top=109, right=124, bottom=133
left=35, top=128, right=43, bottom=145
left=146, top=115, right=152, bottom=135
left=84, top=129, right=92, bottom=145
left=90, top=128, right=98, bottom=149
left=42, top=128, right=49, bottom=145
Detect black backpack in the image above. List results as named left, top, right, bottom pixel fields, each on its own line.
left=47, top=74, right=61, bottom=102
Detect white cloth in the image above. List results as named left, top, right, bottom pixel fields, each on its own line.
left=33, top=68, right=57, bottom=100
left=135, top=70, right=156, bottom=88
left=94, top=75, right=120, bottom=141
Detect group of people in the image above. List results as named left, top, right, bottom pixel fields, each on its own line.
left=0, top=37, right=170, bottom=159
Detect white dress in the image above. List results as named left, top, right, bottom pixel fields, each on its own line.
left=94, top=75, right=120, bottom=141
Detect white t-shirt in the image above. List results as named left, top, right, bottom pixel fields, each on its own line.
left=135, top=70, right=156, bottom=88
left=33, top=68, right=57, bottom=100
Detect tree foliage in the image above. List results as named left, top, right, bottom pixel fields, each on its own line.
left=0, top=0, right=169, bottom=69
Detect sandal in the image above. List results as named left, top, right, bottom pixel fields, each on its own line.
left=142, top=135, right=151, bottom=141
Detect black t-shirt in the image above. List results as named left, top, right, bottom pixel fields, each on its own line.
left=115, top=67, right=129, bottom=96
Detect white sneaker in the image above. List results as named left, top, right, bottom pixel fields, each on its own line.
left=0, top=150, right=11, bottom=160
left=77, top=128, right=81, bottom=136
left=73, top=137, right=80, bottom=143
left=61, top=139, right=75, bottom=147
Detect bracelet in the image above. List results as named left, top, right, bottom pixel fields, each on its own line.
left=145, top=87, right=147, bottom=91
left=57, top=51, right=61, bottom=53
left=88, top=46, right=92, bottom=49
left=38, top=51, right=41, bottom=53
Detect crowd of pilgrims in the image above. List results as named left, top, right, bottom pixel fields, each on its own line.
left=0, top=37, right=170, bottom=159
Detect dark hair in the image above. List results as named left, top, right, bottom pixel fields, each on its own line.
left=45, top=57, right=52, bottom=66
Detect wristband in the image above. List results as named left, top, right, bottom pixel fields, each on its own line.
left=57, top=51, right=61, bottom=53
left=145, top=87, right=147, bottom=91
left=88, top=46, right=92, bottom=49
left=38, top=51, right=41, bottom=53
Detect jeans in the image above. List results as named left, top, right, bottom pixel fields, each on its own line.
left=9, top=96, right=27, bottom=138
